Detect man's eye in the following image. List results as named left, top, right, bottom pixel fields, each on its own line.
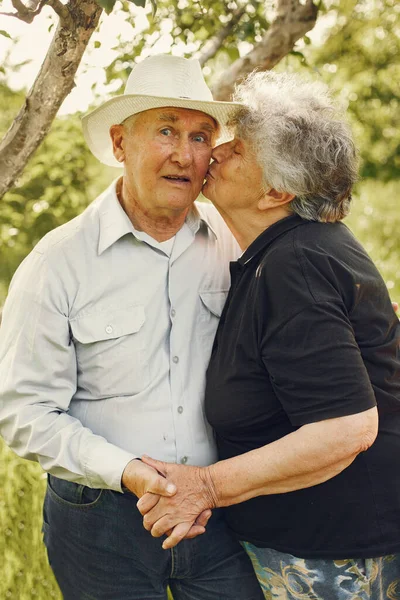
left=160, top=128, right=172, bottom=136
left=193, top=134, right=207, bottom=143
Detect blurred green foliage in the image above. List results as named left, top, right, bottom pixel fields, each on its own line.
left=0, top=84, right=117, bottom=302
left=309, top=0, right=400, bottom=181
left=345, top=180, right=400, bottom=299
left=103, top=0, right=268, bottom=91
left=0, top=442, right=60, bottom=599
left=1, top=1, right=400, bottom=598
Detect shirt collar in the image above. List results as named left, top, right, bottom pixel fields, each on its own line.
left=97, top=180, right=136, bottom=255
left=97, top=180, right=217, bottom=255
left=189, top=202, right=218, bottom=240
left=239, top=214, right=307, bottom=266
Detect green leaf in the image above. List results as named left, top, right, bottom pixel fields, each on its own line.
left=303, top=35, right=311, bottom=45
left=227, top=47, right=240, bottom=62
left=149, top=0, right=157, bottom=16
left=127, top=0, right=146, bottom=7
left=95, top=0, right=117, bottom=14
left=0, top=30, right=12, bottom=40
left=94, top=41, right=101, bottom=48
left=289, top=50, right=308, bottom=65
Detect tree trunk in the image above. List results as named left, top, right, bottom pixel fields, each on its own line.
left=0, top=0, right=102, bottom=200
left=212, top=0, right=318, bottom=101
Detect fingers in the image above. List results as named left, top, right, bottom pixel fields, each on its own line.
left=148, top=472, right=176, bottom=497
left=162, top=522, right=194, bottom=550
left=183, top=525, right=206, bottom=540
left=141, top=455, right=166, bottom=474
left=137, top=492, right=160, bottom=515
left=181, top=509, right=212, bottom=539
left=144, top=512, right=171, bottom=534
left=195, top=509, right=212, bottom=527
left=142, top=502, right=172, bottom=532
left=392, top=301, right=399, bottom=313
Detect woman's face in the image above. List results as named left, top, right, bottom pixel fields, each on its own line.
left=203, top=136, right=265, bottom=212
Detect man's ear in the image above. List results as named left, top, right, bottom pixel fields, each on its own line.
left=257, top=189, right=295, bottom=211
left=110, top=124, right=125, bottom=163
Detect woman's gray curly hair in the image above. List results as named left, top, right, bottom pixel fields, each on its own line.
left=231, top=71, right=358, bottom=222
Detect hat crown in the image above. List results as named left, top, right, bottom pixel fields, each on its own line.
left=124, top=55, right=213, bottom=102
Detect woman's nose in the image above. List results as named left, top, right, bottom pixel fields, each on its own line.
left=211, top=141, right=232, bottom=162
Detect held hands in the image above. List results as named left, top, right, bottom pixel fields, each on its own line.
left=136, top=455, right=217, bottom=549
left=121, top=458, right=177, bottom=498
left=122, top=458, right=212, bottom=544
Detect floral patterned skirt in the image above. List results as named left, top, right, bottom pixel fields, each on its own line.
left=242, top=542, right=400, bottom=600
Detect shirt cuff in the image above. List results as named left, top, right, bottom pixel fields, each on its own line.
left=83, top=436, right=138, bottom=493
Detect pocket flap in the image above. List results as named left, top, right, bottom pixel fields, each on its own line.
left=199, top=291, right=228, bottom=318
left=70, top=305, right=145, bottom=343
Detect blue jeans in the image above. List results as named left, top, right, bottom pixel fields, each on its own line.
left=43, top=475, right=263, bottom=600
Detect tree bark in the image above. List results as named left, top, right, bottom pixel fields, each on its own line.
left=212, top=0, right=318, bottom=101
left=0, top=0, right=102, bottom=200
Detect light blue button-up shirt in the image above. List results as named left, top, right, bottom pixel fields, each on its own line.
left=0, top=181, right=239, bottom=492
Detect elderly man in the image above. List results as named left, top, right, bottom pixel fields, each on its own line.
left=0, top=55, right=263, bottom=599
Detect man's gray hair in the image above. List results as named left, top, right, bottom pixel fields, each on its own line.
left=231, top=71, right=358, bottom=222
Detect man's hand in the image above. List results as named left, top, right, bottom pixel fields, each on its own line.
left=136, top=455, right=217, bottom=549
left=121, top=458, right=176, bottom=498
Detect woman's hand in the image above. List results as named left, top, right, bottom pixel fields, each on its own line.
left=138, top=491, right=213, bottom=543
left=136, top=455, right=217, bottom=549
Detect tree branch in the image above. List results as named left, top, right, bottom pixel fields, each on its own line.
left=212, top=0, right=319, bottom=100
left=196, top=4, right=247, bottom=67
left=1, top=0, right=49, bottom=23
left=47, top=0, right=71, bottom=21
left=0, top=0, right=102, bottom=200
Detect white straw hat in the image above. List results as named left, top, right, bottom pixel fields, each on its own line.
left=82, top=54, right=243, bottom=168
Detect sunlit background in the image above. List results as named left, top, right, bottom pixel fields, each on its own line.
left=0, top=0, right=399, bottom=597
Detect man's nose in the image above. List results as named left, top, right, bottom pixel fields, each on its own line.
left=172, top=137, right=193, bottom=166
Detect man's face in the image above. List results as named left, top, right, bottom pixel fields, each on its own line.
left=110, top=107, right=218, bottom=214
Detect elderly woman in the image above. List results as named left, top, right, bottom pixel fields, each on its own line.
left=138, top=72, right=400, bottom=598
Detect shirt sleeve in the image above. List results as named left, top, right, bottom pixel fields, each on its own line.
left=261, top=301, right=377, bottom=426
left=0, top=249, right=136, bottom=492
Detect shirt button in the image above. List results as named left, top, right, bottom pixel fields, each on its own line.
left=172, top=356, right=179, bottom=364
left=177, top=406, right=183, bottom=414
left=105, top=325, right=113, bottom=334
left=171, top=309, right=176, bottom=318
left=180, top=456, right=188, bottom=464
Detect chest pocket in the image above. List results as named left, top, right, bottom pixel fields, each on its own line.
left=198, top=290, right=228, bottom=359
left=70, top=305, right=148, bottom=397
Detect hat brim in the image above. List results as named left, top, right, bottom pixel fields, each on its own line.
left=82, top=94, right=243, bottom=168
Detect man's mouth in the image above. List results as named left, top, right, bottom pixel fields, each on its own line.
left=163, top=175, right=191, bottom=183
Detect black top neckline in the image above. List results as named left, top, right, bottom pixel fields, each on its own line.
left=239, top=214, right=307, bottom=266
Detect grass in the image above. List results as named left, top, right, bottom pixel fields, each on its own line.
left=0, top=441, right=61, bottom=599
